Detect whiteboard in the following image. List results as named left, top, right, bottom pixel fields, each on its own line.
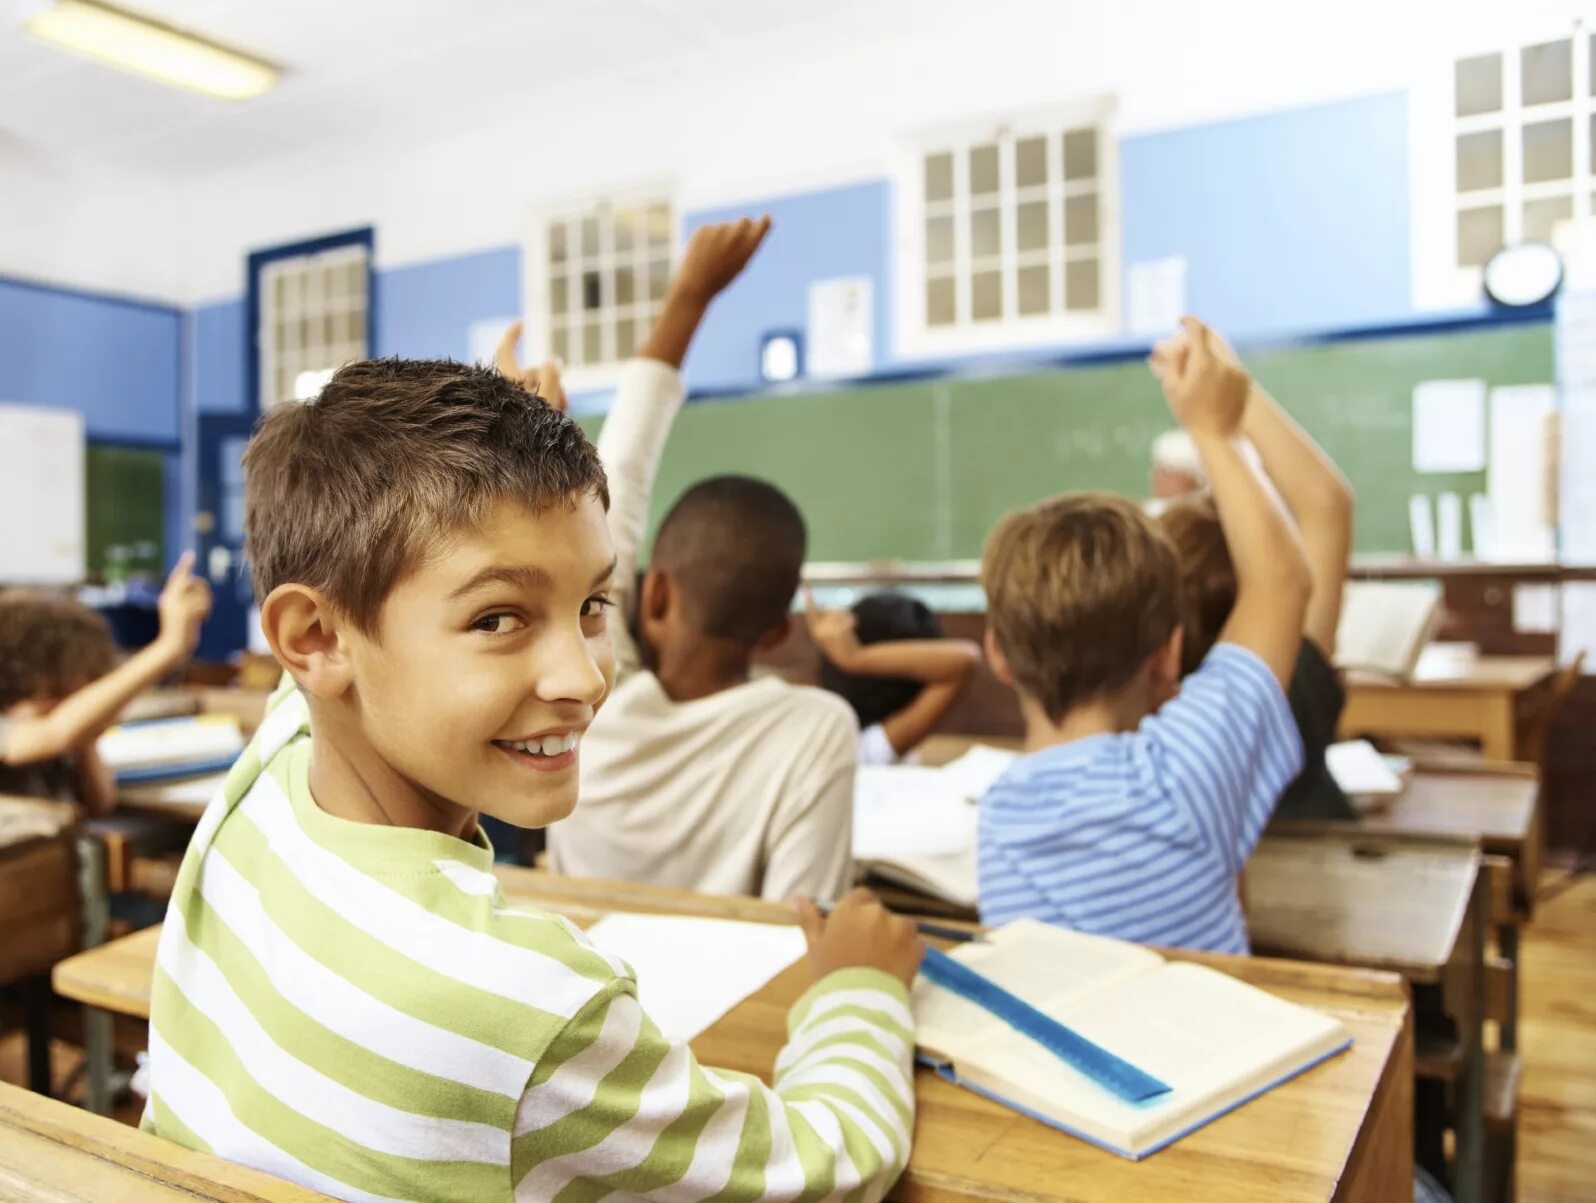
left=0, top=403, right=85, bottom=584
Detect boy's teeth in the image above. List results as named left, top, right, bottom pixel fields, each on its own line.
left=506, top=734, right=578, bottom=756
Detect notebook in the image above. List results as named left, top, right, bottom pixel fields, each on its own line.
left=854, top=766, right=980, bottom=907
left=913, top=920, right=1352, bottom=1159
left=1325, top=740, right=1410, bottom=813
left=98, top=715, right=245, bottom=784
left=1334, top=581, right=1442, bottom=678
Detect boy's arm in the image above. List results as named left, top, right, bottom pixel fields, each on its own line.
left=1151, top=319, right=1310, bottom=687
left=1, top=554, right=211, bottom=766
left=879, top=679, right=968, bottom=759
left=513, top=892, right=919, bottom=1202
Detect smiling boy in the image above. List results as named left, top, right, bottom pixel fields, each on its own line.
left=142, top=222, right=922, bottom=1202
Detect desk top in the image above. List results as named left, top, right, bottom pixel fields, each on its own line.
left=1344, top=655, right=1556, bottom=693
left=1361, top=766, right=1538, bottom=851
left=1247, top=834, right=1480, bottom=983
left=55, top=871, right=1411, bottom=1203
left=0, top=1081, right=331, bottom=1201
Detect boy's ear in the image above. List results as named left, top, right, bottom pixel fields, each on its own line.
left=259, top=584, right=355, bottom=700
left=984, top=627, right=1016, bottom=687
left=753, top=614, right=793, bottom=654
left=1149, top=625, right=1184, bottom=705
left=640, top=567, right=670, bottom=621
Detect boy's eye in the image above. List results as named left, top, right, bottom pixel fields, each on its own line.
left=472, top=613, right=526, bottom=635
left=582, top=595, right=615, bottom=620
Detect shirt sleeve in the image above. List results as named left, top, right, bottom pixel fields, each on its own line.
left=595, top=359, right=687, bottom=683
left=510, top=968, right=915, bottom=1203
left=761, top=704, right=858, bottom=904
left=856, top=724, right=897, bottom=767
left=1139, top=643, right=1304, bottom=874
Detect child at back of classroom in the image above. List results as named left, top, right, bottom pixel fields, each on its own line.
left=1156, top=326, right=1358, bottom=821
left=0, top=556, right=211, bottom=813
left=976, top=318, right=1309, bottom=954
left=806, top=589, right=981, bottom=765
left=144, top=217, right=923, bottom=1203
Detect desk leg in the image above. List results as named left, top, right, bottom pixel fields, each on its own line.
left=23, top=975, right=52, bottom=1096
left=1453, top=876, right=1488, bottom=1203
left=74, top=836, right=113, bottom=1115
left=1500, top=923, right=1520, bottom=1052
left=1479, top=696, right=1516, bottom=762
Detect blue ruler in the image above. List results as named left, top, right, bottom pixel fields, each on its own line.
left=920, top=945, right=1172, bottom=1104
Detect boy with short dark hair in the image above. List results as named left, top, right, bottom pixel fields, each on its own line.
left=145, top=218, right=921, bottom=1203
left=977, top=317, right=1310, bottom=954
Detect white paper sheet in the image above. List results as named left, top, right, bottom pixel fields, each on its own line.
left=0, top=404, right=84, bottom=584
left=1409, top=495, right=1436, bottom=558
left=937, top=745, right=1020, bottom=801
left=582, top=914, right=806, bottom=1042
left=1325, top=741, right=1404, bottom=797
left=468, top=317, right=518, bottom=368
left=1437, top=492, right=1463, bottom=560
left=1513, top=584, right=1559, bottom=634
left=1127, top=257, right=1187, bottom=336
left=1469, top=494, right=1494, bottom=559
left=807, top=277, right=873, bottom=379
left=853, top=766, right=973, bottom=860
left=1411, top=380, right=1486, bottom=472
left=1560, top=393, right=1596, bottom=564
left=1559, top=583, right=1596, bottom=673
left=1488, top=384, right=1557, bottom=561
left=1556, top=290, right=1596, bottom=386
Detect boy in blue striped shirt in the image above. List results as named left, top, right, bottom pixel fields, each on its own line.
left=976, top=317, right=1309, bottom=954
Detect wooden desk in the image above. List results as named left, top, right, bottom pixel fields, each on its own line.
left=0, top=1080, right=331, bottom=1201
left=53, top=870, right=1412, bottom=1202
left=1340, top=656, right=1556, bottom=761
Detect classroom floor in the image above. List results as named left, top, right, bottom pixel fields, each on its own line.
left=3, top=871, right=1596, bottom=1199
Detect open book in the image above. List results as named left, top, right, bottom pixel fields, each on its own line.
left=854, top=766, right=981, bottom=907
left=97, top=715, right=245, bottom=784
left=913, top=921, right=1351, bottom=1159
left=1334, top=581, right=1442, bottom=678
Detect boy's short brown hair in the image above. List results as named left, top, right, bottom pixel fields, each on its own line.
left=1157, top=496, right=1237, bottom=676
left=0, top=590, right=119, bottom=710
left=243, top=359, right=608, bottom=631
left=981, top=492, right=1180, bottom=722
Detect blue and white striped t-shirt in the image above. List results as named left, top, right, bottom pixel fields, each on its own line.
left=977, top=644, right=1303, bottom=955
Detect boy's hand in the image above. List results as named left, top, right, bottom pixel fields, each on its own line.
left=1149, top=316, right=1249, bottom=438
left=667, top=216, right=773, bottom=310
left=803, top=587, right=862, bottom=667
left=494, top=321, right=569, bottom=413
left=155, top=551, right=213, bottom=658
left=794, top=888, right=924, bottom=988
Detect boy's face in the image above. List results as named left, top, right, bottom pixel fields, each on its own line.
left=341, top=494, right=617, bottom=830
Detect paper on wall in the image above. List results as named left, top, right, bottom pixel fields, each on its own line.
left=1488, top=384, right=1557, bottom=561
left=1437, top=492, right=1463, bottom=560
left=807, top=276, right=873, bottom=379
left=1409, top=495, right=1436, bottom=558
left=1411, top=380, right=1486, bottom=472
left=1556, top=289, right=1596, bottom=387
left=1559, top=583, right=1596, bottom=673
left=1560, top=391, right=1596, bottom=564
left=1127, top=257, right=1187, bottom=336
left=468, top=317, right=519, bottom=369
left=1513, top=584, right=1559, bottom=634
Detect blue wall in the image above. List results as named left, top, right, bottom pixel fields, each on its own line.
left=193, top=298, right=247, bottom=415
left=376, top=246, right=520, bottom=360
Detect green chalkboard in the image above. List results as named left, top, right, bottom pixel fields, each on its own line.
left=580, top=321, right=1554, bottom=560
left=85, top=445, right=166, bottom=580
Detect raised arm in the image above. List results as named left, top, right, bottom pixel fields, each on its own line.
left=2, top=554, right=211, bottom=767
left=1151, top=319, right=1309, bottom=687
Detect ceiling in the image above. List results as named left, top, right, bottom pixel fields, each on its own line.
left=0, top=0, right=911, bottom=177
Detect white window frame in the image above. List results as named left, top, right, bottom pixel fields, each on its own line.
left=258, top=243, right=370, bottom=411
left=523, top=183, right=678, bottom=394
left=894, top=97, right=1121, bottom=359
left=1413, top=16, right=1596, bottom=311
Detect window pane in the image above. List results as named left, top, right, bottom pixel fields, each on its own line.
left=1524, top=118, right=1573, bottom=183
left=647, top=203, right=672, bottom=248
left=926, top=275, right=956, bottom=326
left=970, top=206, right=1000, bottom=258
left=925, top=214, right=954, bottom=264
left=1016, top=201, right=1049, bottom=252
left=352, top=311, right=366, bottom=348
left=1063, top=128, right=1097, bottom=180
left=1522, top=39, right=1572, bottom=106
left=616, top=317, right=637, bottom=360
left=1065, top=258, right=1099, bottom=310
left=971, top=270, right=1002, bottom=321
left=583, top=321, right=602, bottom=364
left=616, top=266, right=636, bottom=306
left=615, top=209, right=638, bottom=253
left=1456, top=129, right=1503, bottom=192
left=924, top=152, right=954, bottom=202
left=648, top=257, right=670, bottom=300
left=1457, top=205, right=1503, bottom=268
left=549, top=222, right=568, bottom=266
left=1017, top=264, right=1050, bottom=315
left=550, top=324, right=569, bottom=362
left=581, top=217, right=600, bottom=257
left=969, top=144, right=999, bottom=197
left=1065, top=193, right=1098, bottom=246
left=1524, top=194, right=1573, bottom=244
left=583, top=270, right=603, bottom=311
left=1015, top=136, right=1047, bottom=189
left=1456, top=53, right=1503, bottom=117
left=548, top=275, right=566, bottom=315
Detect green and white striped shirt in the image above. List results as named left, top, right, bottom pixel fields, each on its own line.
left=143, top=685, right=916, bottom=1202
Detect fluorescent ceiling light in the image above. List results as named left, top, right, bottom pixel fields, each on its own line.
left=23, top=0, right=279, bottom=100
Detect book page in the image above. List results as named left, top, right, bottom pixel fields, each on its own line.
left=913, top=920, right=1162, bottom=1060
left=583, top=914, right=806, bottom=1043
left=957, top=962, right=1347, bottom=1153
left=1334, top=581, right=1440, bottom=677
left=1325, top=740, right=1405, bottom=797
left=853, top=766, right=973, bottom=859
left=98, top=716, right=245, bottom=771
left=937, top=745, right=1020, bottom=801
